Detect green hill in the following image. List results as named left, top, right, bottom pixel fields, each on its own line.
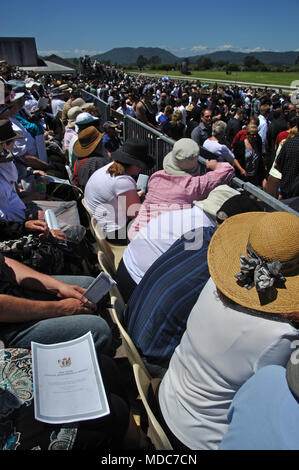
left=91, top=47, right=180, bottom=64
left=188, top=50, right=299, bottom=66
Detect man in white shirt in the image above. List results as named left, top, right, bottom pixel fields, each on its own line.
left=258, top=104, right=270, bottom=154
left=116, top=99, right=136, bottom=117
left=50, top=86, right=71, bottom=119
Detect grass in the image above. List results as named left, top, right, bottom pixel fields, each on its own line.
left=130, top=69, right=299, bottom=88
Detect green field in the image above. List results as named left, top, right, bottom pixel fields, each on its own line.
left=131, top=69, right=299, bottom=88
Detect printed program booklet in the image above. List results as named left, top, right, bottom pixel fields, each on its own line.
left=31, top=332, right=110, bottom=424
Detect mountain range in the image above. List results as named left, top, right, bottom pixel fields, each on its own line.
left=91, top=47, right=299, bottom=66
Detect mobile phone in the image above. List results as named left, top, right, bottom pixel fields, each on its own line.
left=84, top=272, right=116, bottom=304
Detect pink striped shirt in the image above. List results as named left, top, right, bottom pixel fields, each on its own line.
left=128, top=162, right=234, bottom=240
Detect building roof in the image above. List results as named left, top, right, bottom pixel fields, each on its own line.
left=19, top=60, right=76, bottom=75
left=43, top=54, right=77, bottom=70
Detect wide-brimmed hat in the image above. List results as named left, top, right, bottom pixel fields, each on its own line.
left=163, top=138, right=200, bottom=175
left=8, top=90, right=25, bottom=103
left=71, top=98, right=86, bottom=108
left=215, top=192, right=264, bottom=224
left=80, top=102, right=93, bottom=111
left=103, top=121, right=117, bottom=130
left=0, top=119, right=24, bottom=143
left=75, top=112, right=99, bottom=126
left=74, top=112, right=100, bottom=133
left=67, top=106, right=83, bottom=129
left=25, top=80, right=40, bottom=89
left=73, top=126, right=104, bottom=157
left=207, top=211, right=299, bottom=314
left=58, top=83, right=72, bottom=93
left=111, top=139, right=155, bottom=170
left=193, top=185, right=240, bottom=217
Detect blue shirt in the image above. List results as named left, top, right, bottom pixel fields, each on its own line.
left=15, top=112, right=44, bottom=137
left=102, top=133, right=121, bottom=153
left=220, top=365, right=299, bottom=450
left=123, top=225, right=216, bottom=364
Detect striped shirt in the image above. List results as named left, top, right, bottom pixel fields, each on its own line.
left=123, top=225, right=216, bottom=364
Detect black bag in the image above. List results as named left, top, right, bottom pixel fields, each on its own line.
left=0, top=235, right=87, bottom=275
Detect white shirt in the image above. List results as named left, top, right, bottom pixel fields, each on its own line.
left=203, top=139, right=235, bottom=165
left=116, top=105, right=136, bottom=117
left=68, top=134, right=78, bottom=166
left=24, top=94, right=38, bottom=112
left=51, top=98, right=66, bottom=118
left=123, top=206, right=216, bottom=284
left=258, top=114, right=268, bottom=153
left=84, top=162, right=137, bottom=233
left=178, top=105, right=187, bottom=126
left=159, top=277, right=299, bottom=450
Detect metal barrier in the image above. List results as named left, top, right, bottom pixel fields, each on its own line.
left=79, top=90, right=298, bottom=216
left=81, top=90, right=111, bottom=125
left=123, top=115, right=173, bottom=175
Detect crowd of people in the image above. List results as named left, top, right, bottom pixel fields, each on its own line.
left=0, top=61, right=298, bottom=451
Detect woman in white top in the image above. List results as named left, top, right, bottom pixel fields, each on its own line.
left=84, top=139, right=155, bottom=244
left=158, top=211, right=299, bottom=450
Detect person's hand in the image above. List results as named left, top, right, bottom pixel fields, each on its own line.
left=55, top=283, right=91, bottom=303
left=206, top=160, right=218, bottom=171
left=56, top=298, right=97, bottom=316
left=33, top=170, right=47, bottom=177
left=51, top=282, right=96, bottom=312
left=38, top=228, right=67, bottom=243
left=48, top=229, right=67, bottom=243
left=240, top=168, right=247, bottom=177
left=24, top=219, right=48, bottom=233
left=37, top=210, right=45, bottom=220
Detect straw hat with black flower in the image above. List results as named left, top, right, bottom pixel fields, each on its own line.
left=208, top=211, right=299, bottom=314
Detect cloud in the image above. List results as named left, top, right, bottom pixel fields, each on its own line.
left=217, top=44, right=234, bottom=50
left=190, top=45, right=209, bottom=52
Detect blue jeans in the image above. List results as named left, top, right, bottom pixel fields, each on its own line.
left=0, top=276, right=112, bottom=356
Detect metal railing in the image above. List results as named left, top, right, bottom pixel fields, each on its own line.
left=123, top=115, right=174, bottom=175
left=79, top=90, right=298, bottom=216
left=81, top=90, right=110, bottom=125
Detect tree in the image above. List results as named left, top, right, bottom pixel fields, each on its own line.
left=196, top=56, right=213, bottom=70
left=225, top=62, right=240, bottom=72
left=243, top=55, right=263, bottom=68
left=136, top=55, right=147, bottom=69
left=181, top=58, right=189, bottom=74
left=296, top=56, right=299, bottom=65
left=215, top=60, right=228, bottom=68
left=148, top=55, right=161, bottom=65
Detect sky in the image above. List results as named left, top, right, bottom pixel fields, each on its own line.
left=1, top=0, right=299, bottom=58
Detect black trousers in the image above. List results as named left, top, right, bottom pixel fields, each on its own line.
left=115, top=258, right=137, bottom=304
